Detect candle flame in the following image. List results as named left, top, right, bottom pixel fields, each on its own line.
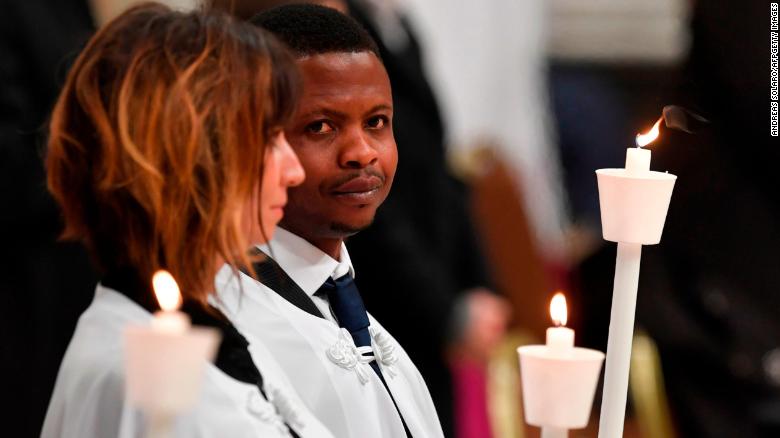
left=152, top=270, right=182, bottom=312
left=635, top=118, right=662, bottom=148
left=549, top=292, right=568, bottom=327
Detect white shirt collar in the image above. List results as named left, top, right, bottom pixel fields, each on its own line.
left=257, top=227, right=355, bottom=298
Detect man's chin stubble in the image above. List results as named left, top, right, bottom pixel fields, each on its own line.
left=329, top=220, right=372, bottom=238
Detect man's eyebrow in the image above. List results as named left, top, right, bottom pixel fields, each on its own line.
left=364, top=104, right=393, bottom=115
left=300, top=104, right=393, bottom=120
left=301, top=108, right=349, bottom=120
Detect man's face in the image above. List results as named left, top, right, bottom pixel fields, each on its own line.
left=280, top=51, right=397, bottom=241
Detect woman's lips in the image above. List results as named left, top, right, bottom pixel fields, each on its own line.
left=268, top=201, right=286, bottom=217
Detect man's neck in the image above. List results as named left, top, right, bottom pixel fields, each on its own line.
left=309, top=237, right=343, bottom=261
left=278, top=226, right=343, bottom=260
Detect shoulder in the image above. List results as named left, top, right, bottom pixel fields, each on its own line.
left=62, top=288, right=148, bottom=372
left=43, top=340, right=128, bottom=438
left=44, top=287, right=147, bottom=434
left=213, top=265, right=292, bottom=319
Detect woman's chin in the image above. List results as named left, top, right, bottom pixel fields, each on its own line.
left=256, top=220, right=283, bottom=244
left=261, top=208, right=284, bottom=237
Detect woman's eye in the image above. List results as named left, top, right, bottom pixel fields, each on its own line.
left=366, top=116, right=387, bottom=129
left=306, top=121, right=334, bottom=134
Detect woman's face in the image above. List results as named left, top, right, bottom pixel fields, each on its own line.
left=243, top=132, right=305, bottom=246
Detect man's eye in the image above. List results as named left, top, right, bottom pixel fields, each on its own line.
left=366, top=116, right=387, bottom=129
left=306, top=121, right=334, bottom=134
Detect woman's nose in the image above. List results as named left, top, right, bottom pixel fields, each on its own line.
left=278, top=133, right=305, bottom=187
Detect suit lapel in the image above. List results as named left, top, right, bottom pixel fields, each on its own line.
left=250, top=255, right=326, bottom=320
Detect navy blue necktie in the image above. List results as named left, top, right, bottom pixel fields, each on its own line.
left=317, top=275, right=413, bottom=437
left=317, top=275, right=381, bottom=376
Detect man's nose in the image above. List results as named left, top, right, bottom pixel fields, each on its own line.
left=339, top=130, right=378, bottom=169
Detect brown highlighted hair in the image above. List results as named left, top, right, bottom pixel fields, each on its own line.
left=46, top=3, right=299, bottom=305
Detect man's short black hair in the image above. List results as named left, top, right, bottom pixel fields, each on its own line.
left=250, top=4, right=381, bottom=59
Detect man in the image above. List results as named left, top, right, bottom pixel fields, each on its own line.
left=206, top=1, right=509, bottom=432
left=215, top=5, right=443, bottom=438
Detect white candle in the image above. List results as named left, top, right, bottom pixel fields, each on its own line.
left=151, top=270, right=190, bottom=333
left=519, top=292, right=605, bottom=436
left=151, top=311, right=190, bottom=333
left=545, top=292, right=574, bottom=356
left=543, top=293, right=573, bottom=438
left=545, top=327, right=574, bottom=351
left=624, top=147, right=651, bottom=173
left=625, top=118, right=661, bottom=173
left=124, top=270, right=220, bottom=438
left=598, top=119, right=662, bottom=438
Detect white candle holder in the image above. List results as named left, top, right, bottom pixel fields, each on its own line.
left=518, top=346, right=605, bottom=437
left=595, top=166, right=676, bottom=438
left=124, top=326, right=220, bottom=438
left=596, top=169, right=676, bottom=244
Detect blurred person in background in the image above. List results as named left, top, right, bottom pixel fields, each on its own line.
left=398, top=1, right=569, bottom=434
left=404, top=0, right=570, bottom=270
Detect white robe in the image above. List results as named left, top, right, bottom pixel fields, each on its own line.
left=215, top=264, right=444, bottom=438
left=42, top=284, right=334, bottom=438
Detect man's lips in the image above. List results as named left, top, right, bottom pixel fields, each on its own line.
left=331, top=176, right=383, bottom=194
left=329, top=175, right=384, bottom=206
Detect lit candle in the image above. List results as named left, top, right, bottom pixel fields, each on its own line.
left=540, top=293, right=574, bottom=438
left=624, top=118, right=660, bottom=173
left=597, top=118, right=670, bottom=438
left=151, top=270, right=190, bottom=333
left=124, top=270, right=219, bottom=438
left=545, top=293, right=574, bottom=356
left=635, top=118, right=662, bottom=148
left=625, top=148, right=651, bottom=173
left=518, top=289, right=605, bottom=438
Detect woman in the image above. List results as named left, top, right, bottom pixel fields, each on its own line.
left=41, top=4, right=331, bottom=437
